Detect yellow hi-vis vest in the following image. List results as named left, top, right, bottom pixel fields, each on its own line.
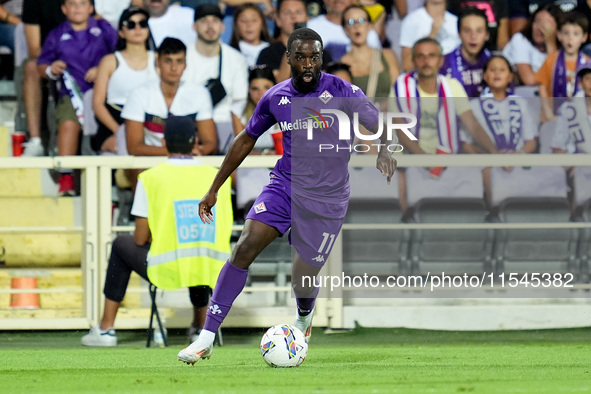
left=141, top=162, right=232, bottom=290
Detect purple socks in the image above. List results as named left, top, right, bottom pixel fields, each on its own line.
left=296, top=286, right=319, bottom=316
left=204, top=261, right=248, bottom=333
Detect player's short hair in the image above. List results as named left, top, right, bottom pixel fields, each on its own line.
left=157, top=37, right=186, bottom=56
left=558, top=11, right=589, bottom=34
left=287, top=27, right=323, bottom=53
left=457, top=6, right=488, bottom=32
left=412, top=37, right=443, bottom=58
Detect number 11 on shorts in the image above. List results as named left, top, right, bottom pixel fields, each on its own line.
left=318, top=232, right=336, bottom=254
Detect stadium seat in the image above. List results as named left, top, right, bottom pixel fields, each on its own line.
left=343, top=167, right=409, bottom=276
left=405, top=167, right=493, bottom=275
left=489, top=166, right=567, bottom=208
left=573, top=166, right=591, bottom=209
left=490, top=167, right=578, bottom=278
left=573, top=167, right=591, bottom=282
left=495, top=198, right=578, bottom=277
left=405, top=166, right=484, bottom=208
left=411, top=198, right=492, bottom=276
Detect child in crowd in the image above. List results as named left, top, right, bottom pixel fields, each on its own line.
left=37, top=0, right=117, bottom=196
left=536, top=11, right=589, bottom=120
left=552, top=61, right=591, bottom=154
left=441, top=7, right=491, bottom=97
left=463, top=54, right=538, bottom=203
left=229, top=3, right=271, bottom=67
left=465, top=54, right=538, bottom=154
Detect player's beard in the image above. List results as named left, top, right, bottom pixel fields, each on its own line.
left=292, top=68, right=321, bottom=94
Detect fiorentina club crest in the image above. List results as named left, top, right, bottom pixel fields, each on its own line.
left=318, top=90, right=333, bottom=104
left=254, top=202, right=267, bottom=214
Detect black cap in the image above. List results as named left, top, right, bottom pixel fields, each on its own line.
left=194, top=4, right=223, bottom=21
left=118, top=6, right=150, bottom=30
left=164, top=116, right=195, bottom=149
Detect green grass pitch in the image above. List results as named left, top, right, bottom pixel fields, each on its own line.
left=1, top=327, right=590, bottom=393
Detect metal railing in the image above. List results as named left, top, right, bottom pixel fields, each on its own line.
left=1, top=154, right=591, bottom=330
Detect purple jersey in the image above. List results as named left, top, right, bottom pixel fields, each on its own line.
left=38, top=17, right=117, bottom=98
left=440, top=46, right=491, bottom=97
left=245, top=73, right=379, bottom=204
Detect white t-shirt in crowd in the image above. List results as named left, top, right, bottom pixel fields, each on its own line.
left=94, top=0, right=132, bottom=28
left=239, top=41, right=270, bottom=67
left=184, top=43, right=248, bottom=124
left=121, top=80, right=213, bottom=147
left=149, top=4, right=196, bottom=48
left=399, top=7, right=460, bottom=55
left=502, top=32, right=547, bottom=73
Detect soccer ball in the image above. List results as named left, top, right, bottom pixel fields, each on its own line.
left=260, top=324, right=308, bottom=368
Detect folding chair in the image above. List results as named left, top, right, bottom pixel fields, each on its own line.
left=146, top=284, right=168, bottom=348
left=146, top=284, right=224, bottom=347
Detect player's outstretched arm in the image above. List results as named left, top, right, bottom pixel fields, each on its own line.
left=199, top=131, right=257, bottom=223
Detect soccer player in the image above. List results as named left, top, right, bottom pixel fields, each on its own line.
left=177, top=27, right=396, bottom=365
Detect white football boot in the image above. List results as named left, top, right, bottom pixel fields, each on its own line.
left=178, top=336, right=214, bottom=365
left=294, top=307, right=314, bottom=342
left=81, top=326, right=117, bottom=347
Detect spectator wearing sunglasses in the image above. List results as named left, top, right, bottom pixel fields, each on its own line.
left=91, top=7, right=158, bottom=154
left=339, top=5, right=400, bottom=98
left=307, top=0, right=382, bottom=61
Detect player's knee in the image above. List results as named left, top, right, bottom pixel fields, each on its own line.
left=231, top=238, right=260, bottom=269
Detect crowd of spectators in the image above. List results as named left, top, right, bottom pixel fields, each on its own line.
left=0, top=0, right=590, bottom=209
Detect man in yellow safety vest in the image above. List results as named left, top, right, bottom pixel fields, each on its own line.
left=82, top=116, right=233, bottom=347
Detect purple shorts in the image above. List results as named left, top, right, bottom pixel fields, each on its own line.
left=246, top=177, right=348, bottom=267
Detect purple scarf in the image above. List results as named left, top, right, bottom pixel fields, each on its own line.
left=553, top=50, right=585, bottom=98
left=479, top=91, right=522, bottom=151
left=442, top=46, right=491, bottom=97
